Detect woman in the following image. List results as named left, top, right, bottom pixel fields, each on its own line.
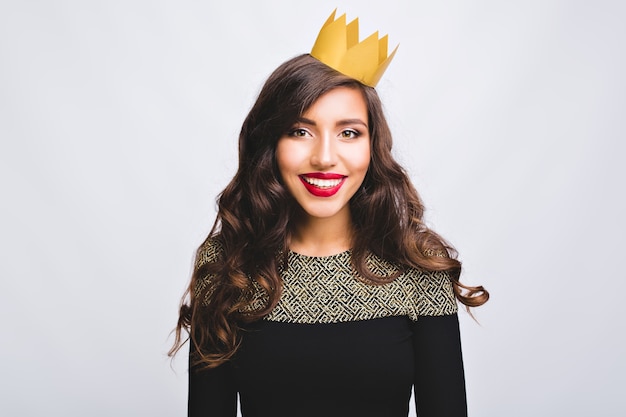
left=171, top=12, right=488, bottom=417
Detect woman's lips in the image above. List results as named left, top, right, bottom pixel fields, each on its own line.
left=299, top=173, right=346, bottom=197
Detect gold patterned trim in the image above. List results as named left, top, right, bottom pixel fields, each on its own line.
left=194, top=239, right=457, bottom=324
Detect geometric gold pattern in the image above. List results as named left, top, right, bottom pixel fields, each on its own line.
left=265, top=250, right=457, bottom=323
left=195, top=239, right=457, bottom=325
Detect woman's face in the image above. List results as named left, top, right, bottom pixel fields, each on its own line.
left=276, top=86, right=371, bottom=223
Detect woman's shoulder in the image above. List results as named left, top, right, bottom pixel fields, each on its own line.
left=195, top=236, right=224, bottom=269
left=193, top=237, right=224, bottom=299
left=365, top=252, right=458, bottom=319
left=399, top=265, right=458, bottom=318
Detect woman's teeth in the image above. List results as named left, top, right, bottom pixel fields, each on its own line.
left=302, top=177, right=343, bottom=188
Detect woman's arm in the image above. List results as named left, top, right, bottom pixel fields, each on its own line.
left=412, top=313, right=467, bottom=417
left=188, top=340, right=237, bottom=417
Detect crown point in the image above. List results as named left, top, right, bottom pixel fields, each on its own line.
left=310, top=10, right=398, bottom=87
left=379, top=34, right=389, bottom=62
left=347, top=18, right=359, bottom=48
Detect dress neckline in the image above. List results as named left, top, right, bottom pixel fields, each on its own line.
left=287, top=248, right=352, bottom=260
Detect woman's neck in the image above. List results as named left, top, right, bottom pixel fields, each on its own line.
left=289, top=211, right=354, bottom=257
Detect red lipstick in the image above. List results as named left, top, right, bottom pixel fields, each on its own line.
left=299, top=173, right=346, bottom=197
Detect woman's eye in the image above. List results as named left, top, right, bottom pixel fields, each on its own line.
left=290, top=128, right=309, bottom=137
left=340, top=129, right=359, bottom=139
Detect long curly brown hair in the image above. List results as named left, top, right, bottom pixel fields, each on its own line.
left=169, top=54, right=488, bottom=369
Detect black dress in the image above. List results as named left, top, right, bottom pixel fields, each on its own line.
left=189, top=241, right=467, bottom=417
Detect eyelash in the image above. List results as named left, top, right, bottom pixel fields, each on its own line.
left=289, top=128, right=310, bottom=137
left=340, top=129, right=360, bottom=139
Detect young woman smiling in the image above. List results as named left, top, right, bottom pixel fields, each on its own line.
left=171, top=12, right=488, bottom=417
left=276, top=86, right=370, bottom=256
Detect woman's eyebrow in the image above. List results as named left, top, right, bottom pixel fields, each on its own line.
left=295, top=117, right=316, bottom=126
left=336, top=118, right=368, bottom=128
left=294, top=117, right=368, bottom=128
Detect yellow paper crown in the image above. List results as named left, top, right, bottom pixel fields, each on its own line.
left=311, top=10, right=398, bottom=87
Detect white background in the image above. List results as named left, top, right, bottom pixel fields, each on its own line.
left=1, top=0, right=624, bottom=416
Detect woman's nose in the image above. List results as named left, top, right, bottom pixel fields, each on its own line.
left=310, top=134, right=337, bottom=168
